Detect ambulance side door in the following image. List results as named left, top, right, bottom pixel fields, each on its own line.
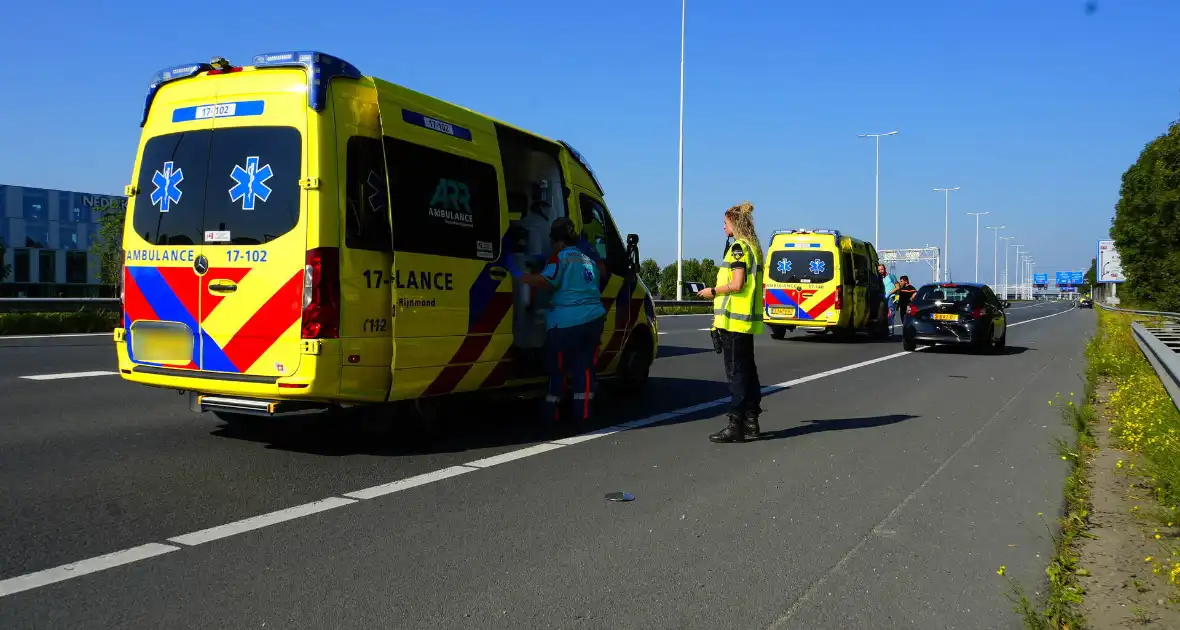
left=575, top=189, right=632, bottom=371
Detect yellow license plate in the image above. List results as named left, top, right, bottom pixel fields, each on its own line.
left=770, top=306, right=796, bottom=318
left=932, top=313, right=959, bottom=322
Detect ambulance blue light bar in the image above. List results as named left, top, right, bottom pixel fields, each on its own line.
left=773, top=229, right=841, bottom=238
left=141, top=61, right=213, bottom=126
left=250, top=51, right=363, bottom=112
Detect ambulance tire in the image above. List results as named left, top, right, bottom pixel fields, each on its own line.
left=769, top=325, right=788, bottom=340
left=617, top=334, right=652, bottom=394
left=871, top=316, right=891, bottom=340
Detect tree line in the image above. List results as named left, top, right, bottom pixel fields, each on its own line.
left=1111, top=120, right=1180, bottom=310
left=637, top=258, right=721, bottom=300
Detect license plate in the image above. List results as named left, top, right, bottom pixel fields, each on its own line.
left=770, top=306, right=796, bottom=318
left=932, top=313, right=959, bottom=322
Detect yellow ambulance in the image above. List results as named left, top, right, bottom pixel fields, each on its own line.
left=115, top=51, right=658, bottom=417
left=762, top=229, right=890, bottom=340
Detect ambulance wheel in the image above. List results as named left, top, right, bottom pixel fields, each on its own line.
left=617, top=335, right=652, bottom=394
left=769, top=325, right=788, bottom=340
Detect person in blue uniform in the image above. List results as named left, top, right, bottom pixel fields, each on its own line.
left=511, top=218, right=607, bottom=421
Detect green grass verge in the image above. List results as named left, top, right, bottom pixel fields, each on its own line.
left=654, top=304, right=712, bottom=315
left=1004, top=331, right=1098, bottom=629
left=0, top=310, right=120, bottom=336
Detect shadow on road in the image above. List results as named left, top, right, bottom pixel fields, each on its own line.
left=920, top=345, right=1032, bottom=356
left=208, top=374, right=735, bottom=458
left=779, top=334, right=901, bottom=346
left=758, top=414, right=919, bottom=441
left=656, top=345, right=712, bottom=359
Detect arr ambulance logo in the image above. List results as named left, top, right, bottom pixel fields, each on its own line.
left=428, top=178, right=474, bottom=228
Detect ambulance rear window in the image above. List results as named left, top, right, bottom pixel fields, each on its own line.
left=133, top=127, right=302, bottom=246
left=769, top=250, right=834, bottom=284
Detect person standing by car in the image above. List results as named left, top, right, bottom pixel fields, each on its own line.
left=513, top=217, right=607, bottom=423
left=895, top=275, right=917, bottom=325
left=879, top=263, right=899, bottom=332
left=697, top=202, right=764, bottom=443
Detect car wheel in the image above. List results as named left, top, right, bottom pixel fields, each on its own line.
left=769, top=325, right=787, bottom=340
left=994, top=327, right=1007, bottom=350
left=903, top=336, right=917, bottom=352
left=616, top=333, right=653, bottom=394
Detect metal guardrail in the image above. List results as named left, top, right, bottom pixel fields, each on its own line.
left=1098, top=303, right=1180, bottom=410
left=651, top=300, right=710, bottom=309
left=0, top=297, right=120, bottom=313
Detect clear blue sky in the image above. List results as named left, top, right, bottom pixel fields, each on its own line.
left=2, top=0, right=1176, bottom=283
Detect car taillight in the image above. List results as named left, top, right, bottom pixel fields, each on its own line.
left=834, top=285, right=843, bottom=310
left=907, top=303, right=918, bottom=316
left=301, top=247, right=340, bottom=339
left=970, top=306, right=986, bottom=319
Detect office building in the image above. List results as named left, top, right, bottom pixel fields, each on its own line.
left=0, top=184, right=124, bottom=297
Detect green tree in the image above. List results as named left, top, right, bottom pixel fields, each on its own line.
left=658, top=262, right=679, bottom=299
left=1111, top=121, right=1180, bottom=310
left=697, top=258, right=719, bottom=287
left=1082, top=257, right=1097, bottom=292
left=0, top=238, right=10, bottom=283
left=638, top=258, right=661, bottom=296
left=91, top=199, right=126, bottom=287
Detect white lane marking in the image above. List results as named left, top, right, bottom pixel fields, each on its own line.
left=0, top=543, right=179, bottom=597
left=766, top=361, right=1055, bottom=629
left=20, top=371, right=118, bottom=381
left=657, top=327, right=712, bottom=336
left=0, top=304, right=1077, bottom=599
left=0, top=332, right=112, bottom=341
left=343, top=466, right=476, bottom=500
left=167, top=497, right=357, bottom=546
left=464, top=443, right=567, bottom=468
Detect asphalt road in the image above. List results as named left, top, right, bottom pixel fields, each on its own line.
left=0, top=302, right=1088, bottom=629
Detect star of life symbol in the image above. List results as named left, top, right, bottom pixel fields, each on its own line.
left=150, top=161, right=184, bottom=212
left=229, top=156, right=273, bottom=211
left=809, top=258, right=826, bottom=275
left=776, top=258, right=792, bottom=274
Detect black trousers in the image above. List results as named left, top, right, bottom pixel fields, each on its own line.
left=718, top=329, right=762, bottom=417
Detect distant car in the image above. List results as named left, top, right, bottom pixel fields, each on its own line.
left=1078, top=298, right=1093, bottom=308
left=903, top=282, right=1008, bottom=353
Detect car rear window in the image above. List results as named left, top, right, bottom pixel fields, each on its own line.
left=769, top=250, right=834, bottom=284
left=915, top=285, right=982, bottom=302
left=133, top=127, right=302, bottom=246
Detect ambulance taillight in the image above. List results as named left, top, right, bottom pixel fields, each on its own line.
left=301, top=248, right=340, bottom=339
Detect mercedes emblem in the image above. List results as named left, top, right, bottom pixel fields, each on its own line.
left=194, top=255, right=209, bottom=275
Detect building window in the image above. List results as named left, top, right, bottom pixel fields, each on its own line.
left=59, top=226, right=81, bottom=251
left=14, top=249, right=30, bottom=283
left=25, top=222, right=50, bottom=249
left=66, top=252, right=88, bottom=283
left=22, top=188, right=49, bottom=220
left=59, top=192, right=85, bottom=223
left=38, top=250, right=56, bottom=284
left=0, top=217, right=9, bottom=250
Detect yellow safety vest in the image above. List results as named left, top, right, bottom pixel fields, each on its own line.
left=713, top=238, right=764, bottom=334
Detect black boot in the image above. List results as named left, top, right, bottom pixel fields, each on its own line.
left=744, top=413, right=761, bottom=440
left=709, top=414, right=746, bottom=443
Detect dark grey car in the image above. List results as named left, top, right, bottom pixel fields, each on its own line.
left=902, top=282, right=1009, bottom=353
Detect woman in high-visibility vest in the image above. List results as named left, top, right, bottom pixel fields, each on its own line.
left=697, top=201, right=765, bottom=443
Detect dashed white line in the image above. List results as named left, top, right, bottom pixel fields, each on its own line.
left=0, top=543, right=180, bottom=597
left=343, top=466, right=476, bottom=500
left=20, top=371, right=118, bottom=381
left=0, top=305, right=1076, bottom=599
left=464, top=443, right=567, bottom=468
left=167, top=497, right=358, bottom=546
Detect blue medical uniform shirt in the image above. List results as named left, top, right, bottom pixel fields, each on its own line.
left=543, top=246, right=607, bottom=329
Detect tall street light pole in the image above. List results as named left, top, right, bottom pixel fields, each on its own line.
left=1000, top=236, right=1015, bottom=299
left=966, top=211, right=989, bottom=282
left=986, top=225, right=1005, bottom=288
left=1011, top=244, right=1023, bottom=301
left=674, top=0, right=686, bottom=301
left=933, top=187, right=960, bottom=281
left=858, top=130, right=898, bottom=248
